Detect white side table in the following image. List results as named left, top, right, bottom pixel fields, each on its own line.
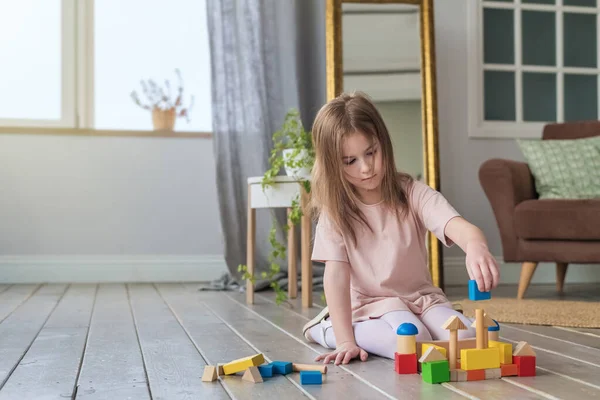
left=246, top=176, right=313, bottom=308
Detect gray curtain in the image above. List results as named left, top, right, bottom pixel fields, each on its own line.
left=206, top=0, right=326, bottom=291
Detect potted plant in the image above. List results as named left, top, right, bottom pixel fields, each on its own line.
left=130, top=68, right=194, bottom=131
left=238, top=108, right=314, bottom=305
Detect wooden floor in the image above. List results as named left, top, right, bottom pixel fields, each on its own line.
left=0, top=283, right=599, bottom=399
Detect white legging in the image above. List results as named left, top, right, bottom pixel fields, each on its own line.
left=310, top=304, right=476, bottom=360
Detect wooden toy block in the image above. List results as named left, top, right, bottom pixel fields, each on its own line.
left=489, top=340, right=513, bottom=364
left=466, top=369, right=485, bottom=381
left=292, top=363, right=328, bottom=374
left=300, top=370, right=323, bottom=385
left=514, top=355, right=536, bottom=377
left=201, top=366, right=218, bottom=382
left=501, top=363, right=518, bottom=377
left=488, top=319, right=500, bottom=342
left=485, top=368, right=501, bottom=379
left=456, top=360, right=461, bottom=369
left=442, top=315, right=468, bottom=370
left=419, top=347, right=446, bottom=363
left=450, top=369, right=468, bottom=382
left=422, top=360, right=450, bottom=384
left=469, top=279, right=491, bottom=301
left=217, top=365, right=224, bottom=376
left=271, top=361, right=293, bottom=375
left=513, top=341, right=536, bottom=357
left=460, top=348, right=500, bottom=370
left=422, top=343, right=447, bottom=358
left=416, top=338, right=476, bottom=359
left=396, top=323, right=418, bottom=354
left=472, top=310, right=496, bottom=349
left=258, top=364, right=273, bottom=378
left=242, top=366, right=263, bottom=383
left=395, top=352, right=417, bottom=374
left=223, top=354, right=265, bottom=375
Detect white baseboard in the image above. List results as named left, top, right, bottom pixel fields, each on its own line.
left=0, top=255, right=228, bottom=283
left=444, top=256, right=600, bottom=286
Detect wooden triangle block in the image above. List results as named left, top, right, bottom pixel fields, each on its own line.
left=513, top=341, right=536, bottom=357
left=201, top=366, right=218, bottom=382
left=470, top=313, right=495, bottom=328
left=442, top=315, right=467, bottom=331
left=419, top=347, right=446, bottom=363
left=242, top=366, right=263, bottom=383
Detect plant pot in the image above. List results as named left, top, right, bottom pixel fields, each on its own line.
left=152, top=107, right=176, bottom=131
left=283, top=148, right=312, bottom=179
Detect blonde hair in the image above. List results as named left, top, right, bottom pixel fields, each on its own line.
left=310, top=91, right=413, bottom=245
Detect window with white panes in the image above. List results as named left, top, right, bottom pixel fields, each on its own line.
left=468, top=0, right=599, bottom=138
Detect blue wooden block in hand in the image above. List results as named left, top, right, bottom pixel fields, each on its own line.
left=257, top=364, right=273, bottom=377
left=271, top=361, right=293, bottom=375
left=469, top=279, right=491, bottom=301
left=300, top=370, right=322, bottom=385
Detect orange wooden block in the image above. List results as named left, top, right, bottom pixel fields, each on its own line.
left=467, top=369, right=485, bottom=381
left=501, top=363, right=518, bottom=377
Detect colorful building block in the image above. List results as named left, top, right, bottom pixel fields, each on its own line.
left=514, top=341, right=536, bottom=357
left=466, top=369, right=485, bottom=381
left=514, top=356, right=536, bottom=377
left=257, top=364, right=273, bottom=378
left=489, top=340, right=513, bottom=364
left=201, top=366, right=217, bottom=382
left=395, top=352, right=417, bottom=374
left=422, top=360, right=450, bottom=384
left=501, top=363, right=518, bottom=377
left=460, top=348, right=500, bottom=370
left=397, top=323, right=418, bottom=354
left=271, top=361, right=293, bottom=375
left=450, top=369, right=468, bottom=382
left=484, top=368, right=501, bottom=379
left=300, top=370, right=322, bottom=385
left=422, top=343, right=447, bottom=358
left=468, top=279, right=491, bottom=301
left=488, top=319, right=500, bottom=342
left=242, top=366, right=263, bottom=383
left=223, top=354, right=265, bottom=375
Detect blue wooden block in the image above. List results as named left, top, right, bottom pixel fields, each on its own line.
left=300, top=370, right=322, bottom=385
left=271, top=361, right=293, bottom=375
left=257, top=364, right=273, bottom=378
left=469, top=279, right=491, bottom=301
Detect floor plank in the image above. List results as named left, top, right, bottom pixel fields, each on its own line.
left=0, top=284, right=68, bottom=389
left=0, top=285, right=12, bottom=295
left=157, top=283, right=308, bottom=400
left=505, top=324, right=600, bottom=351
left=0, top=284, right=96, bottom=400
left=255, top=292, right=548, bottom=400
left=128, top=283, right=229, bottom=400
left=76, top=284, right=151, bottom=400
left=0, top=284, right=41, bottom=323
left=190, top=288, right=394, bottom=400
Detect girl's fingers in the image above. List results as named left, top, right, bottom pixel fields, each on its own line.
left=323, top=353, right=335, bottom=364
left=335, top=351, right=346, bottom=365
left=360, top=349, right=369, bottom=361
left=469, top=263, right=484, bottom=292
left=342, top=350, right=354, bottom=364
left=480, top=262, right=493, bottom=292
left=489, top=259, right=500, bottom=289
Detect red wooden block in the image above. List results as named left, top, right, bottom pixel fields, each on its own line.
left=514, top=356, right=536, bottom=377
left=394, top=352, right=417, bottom=374
left=501, top=363, right=518, bottom=377
left=466, top=369, right=485, bottom=381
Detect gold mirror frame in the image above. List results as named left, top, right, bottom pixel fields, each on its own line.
left=325, top=0, right=444, bottom=289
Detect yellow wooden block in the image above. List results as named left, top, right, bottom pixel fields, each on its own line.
left=460, top=348, right=500, bottom=371
left=223, top=354, right=265, bottom=375
left=422, top=343, right=447, bottom=358
left=489, top=340, right=512, bottom=365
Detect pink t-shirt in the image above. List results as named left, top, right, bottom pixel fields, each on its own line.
left=312, top=180, right=460, bottom=323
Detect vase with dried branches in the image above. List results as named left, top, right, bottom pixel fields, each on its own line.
left=130, top=68, right=194, bottom=131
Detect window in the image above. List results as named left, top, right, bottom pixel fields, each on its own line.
left=0, top=0, right=212, bottom=136
left=468, top=0, right=599, bottom=138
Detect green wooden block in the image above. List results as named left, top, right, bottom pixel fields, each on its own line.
left=422, top=360, right=450, bottom=384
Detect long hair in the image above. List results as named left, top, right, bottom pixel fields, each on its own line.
left=310, top=91, right=414, bottom=245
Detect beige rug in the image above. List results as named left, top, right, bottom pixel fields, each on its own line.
left=456, top=298, right=600, bottom=328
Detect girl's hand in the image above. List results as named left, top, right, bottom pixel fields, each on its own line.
left=315, top=341, right=368, bottom=365
left=466, top=242, right=499, bottom=292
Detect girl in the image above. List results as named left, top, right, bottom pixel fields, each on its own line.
left=303, top=92, right=499, bottom=366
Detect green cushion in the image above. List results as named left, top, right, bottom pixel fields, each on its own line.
left=517, top=136, right=600, bottom=199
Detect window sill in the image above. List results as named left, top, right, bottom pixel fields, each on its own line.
left=0, top=126, right=212, bottom=138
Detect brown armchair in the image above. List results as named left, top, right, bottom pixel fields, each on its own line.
left=479, top=121, right=600, bottom=299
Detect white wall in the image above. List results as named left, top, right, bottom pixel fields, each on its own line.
left=434, top=0, right=600, bottom=285
left=0, top=133, right=225, bottom=282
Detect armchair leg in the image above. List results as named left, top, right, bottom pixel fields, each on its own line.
left=517, top=262, right=538, bottom=299
left=556, top=263, right=568, bottom=293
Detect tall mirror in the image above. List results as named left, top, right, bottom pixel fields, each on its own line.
left=325, top=0, right=444, bottom=288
